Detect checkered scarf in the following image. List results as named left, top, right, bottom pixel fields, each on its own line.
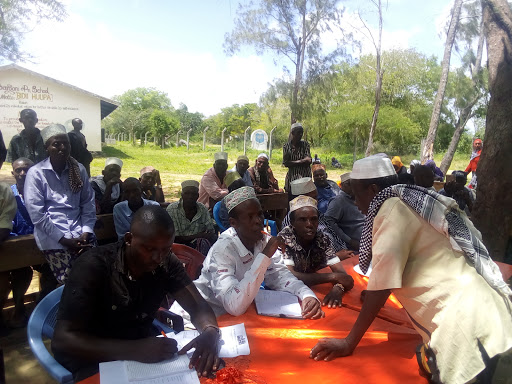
left=359, top=184, right=512, bottom=300
left=67, top=157, right=84, bottom=194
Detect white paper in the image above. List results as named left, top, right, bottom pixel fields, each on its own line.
left=254, top=290, right=303, bottom=319
left=99, top=355, right=199, bottom=384
left=125, top=355, right=190, bottom=381
left=163, top=324, right=250, bottom=358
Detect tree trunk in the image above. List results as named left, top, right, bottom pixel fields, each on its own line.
left=439, top=14, right=485, bottom=175
left=421, top=0, right=463, bottom=163
left=472, top=0, right=512, bottom=261
left=365, top=0, right=384, bottom=157
left=439, top=105, right=473, bottom=175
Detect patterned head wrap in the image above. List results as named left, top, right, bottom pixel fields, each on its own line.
left=224, top=186, right=257, bottom=213
left=289, top=195, right=318, bottom=213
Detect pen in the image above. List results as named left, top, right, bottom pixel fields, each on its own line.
left=160, top=331, right=168, bottom=338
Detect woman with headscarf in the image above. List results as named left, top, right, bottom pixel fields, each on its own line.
left=391, top=156, right=407, bottom=175
left=465, top=138, right=482, bottom=189
left=283, top=122, right=312, bottom=197
left=25, top=124, right=96, bottom=284
left=408, top=159, right=421, bottom=175
left=425, top=159, right=444, bottom=182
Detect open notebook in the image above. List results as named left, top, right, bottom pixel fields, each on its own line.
left=254, top=289, right=303, bottom=319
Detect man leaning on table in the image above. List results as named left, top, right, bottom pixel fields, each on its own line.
left=310, top=156, right=512, bottom=384
left=193, top=186, right=324, bottom=319
left=52, top=205, right=223, bottom=382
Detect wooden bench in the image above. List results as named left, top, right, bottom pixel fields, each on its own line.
left=0, top=214, right=118, bottom=273
left=256, top=192, right=288, bottom=229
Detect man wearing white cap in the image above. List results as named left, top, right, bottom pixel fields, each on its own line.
left=198, top=152, right=229, bottom=210
left=278, top=196, right=354, bottom=309
left=167, top=180, right=217, bottom=256
left=231, top=155, right=253, bottom=187
left=247, top=153, right=281, bottom=194
left=90, top=157, right=123, bottom=214
left=25, top=124, right=96, bottom=284
left=194, top=186, right=324, bottom=319
left=310, top=156, right=512, bottom=384
left=324, top=172, right=365, bottom=251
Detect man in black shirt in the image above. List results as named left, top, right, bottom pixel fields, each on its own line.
left=52, top=205, right=222, bottom=381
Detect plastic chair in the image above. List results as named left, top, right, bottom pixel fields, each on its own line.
left=213, top=201, right=228, bottom=232
left=27, top=285, right=73, bottom=384
left=171, top=243, right=206, bottom=280
left=213, top=201, right=277, bottom=236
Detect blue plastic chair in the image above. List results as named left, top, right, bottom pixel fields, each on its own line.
left=213, top=201, right=278, bottom=235
left=27, top=286, right=73, bottom=384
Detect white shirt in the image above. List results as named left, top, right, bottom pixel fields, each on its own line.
left=194, top=227, right=318, bottom=316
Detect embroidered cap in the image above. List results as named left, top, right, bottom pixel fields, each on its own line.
left=41, top=124, right=67, bottom=144
left=181, top=180, right=199, bottom=190
left=214, top=152, right=228, bottom=161
left=105, top=157, right=123, bottom=168
left=224, top=186, right=257, bottom=213
left=289, top=195, right=318, bottom=213
left=224, top=171, right=241, bottom=187
left=140, top=166, right=155, bottom=177
left=351, top=156, right=396, bottom=180
left=290, top=177, right=316, bottom=195
left=340, top=172, right=351, bottom=183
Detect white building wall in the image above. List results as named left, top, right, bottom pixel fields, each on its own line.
left=0, top=68, right=103, bottom=152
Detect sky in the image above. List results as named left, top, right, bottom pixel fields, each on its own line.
left=15, top=0, right=456, bottom=117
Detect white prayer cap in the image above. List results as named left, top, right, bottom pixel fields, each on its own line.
left=224, top=186, right=257, bottom=213
left=351, top=156, right=396, bottom=180
left=290, top=122, right=303, bottom=131
left=105, top=157, right=123, bottom=168
left=41, top=124, right=66, bottom=144
left=290, top=177, right=316, bottom=195
left=140, top=166, right=155, bottom=177
left=214, top=152, right=228, bottom=161
left=257, top=153, right=269, bottom=159
left=340, top=172, right=351, bottom=183
left=289, top=195, right=318, bottom=213
left=181, top=180, right=199, bottom=190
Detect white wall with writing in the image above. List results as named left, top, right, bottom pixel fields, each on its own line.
left=0, top=68, right=102, bottom=153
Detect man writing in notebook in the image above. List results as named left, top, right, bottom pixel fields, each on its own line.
left=52, top=206, right=222, bottom=382
left=194, top=186, right=324, bottom=319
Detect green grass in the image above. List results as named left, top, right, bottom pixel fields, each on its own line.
left=89, top=142, right=472, bottom=200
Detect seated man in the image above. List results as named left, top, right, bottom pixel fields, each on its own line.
left=283, top=177, right=352, bottom=258
left=279, top=196, right=354, bottom=309
left=413, top=165, right=436, bottom=191
left=52, top=206, right=223, bottom=382
left=198, top=152, right=229, bottom=210
left=139, top=166, right=164, bottom=203
left=331, top=157, right=342, bottom=169
left=0, top=163, right=20, bottom=334
left=439, top=170, right=475, bottom=214
left=113, top=178, right=160, bottom=239
left=231, top=155, right=253, bottom=187
left=310, top=156, right=512, bottom=384
left=324, top=173, right=365, bottom=251
left=216, top=171, right=245, bottom=230
left=194, top=187, right=324, bottom=319
left=166, top=180, right=217, bottom=256
left=312, top=164, right=341, bottom=214
left=90, top=157, right=123, bottom=214
left=248, top=153, right=281, bottom=194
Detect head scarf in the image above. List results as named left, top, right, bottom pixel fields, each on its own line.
left=391, top=156, right=403, bottom=169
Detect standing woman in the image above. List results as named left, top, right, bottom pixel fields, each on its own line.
left=25, top=124, right=96, bottom=284
left=283, top=122, right=312, bottom=197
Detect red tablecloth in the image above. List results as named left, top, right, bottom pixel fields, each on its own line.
left=78, top=260, right=512, bottom=384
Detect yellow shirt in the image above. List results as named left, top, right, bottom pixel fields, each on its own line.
left=0, top=182, right=16, bottom=231
left=367, top=197, right=512, bottom=384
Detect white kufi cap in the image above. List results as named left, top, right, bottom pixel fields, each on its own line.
left=41, top=124, right=67, bottom=144
left=290, top=177, right=316, bottom=195
left=214, top=152, right=228, bottom=161
left=351, top=156, right=397, bottom=180
left=105, top=157, right=123, bottom=168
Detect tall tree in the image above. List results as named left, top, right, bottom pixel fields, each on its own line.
left=421, top=0, right=463, bottom=162
left=439, top=4, right=487, bottom=175
left=363, top=0, right=385, bottom=156
left=224, top=0, right=345, bottom=123
left=0, top=0, right=66, bottom=61
left=472, top=0, right=512, bottom=261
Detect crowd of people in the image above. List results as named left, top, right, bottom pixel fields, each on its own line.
left=0, top=109, right=509, bottom=384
